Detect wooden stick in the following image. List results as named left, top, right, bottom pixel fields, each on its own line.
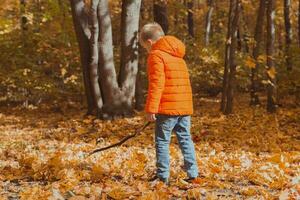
left=88, top=122, right=151, bottom=156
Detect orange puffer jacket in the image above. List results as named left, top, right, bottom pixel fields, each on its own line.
left=145, top=36, right=193, bottom=115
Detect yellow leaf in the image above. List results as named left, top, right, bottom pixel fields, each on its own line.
left=267, top=67, right=276, bottom=79
left=68, top=196, right=86, bottom=200
left=108, top=186, right=133, bottom=200
left=258, top=55, right=267, bottom=63
left=187, top=188, right=202, bottom=199
left=83, top=118, right=93, bottom=124
left=245, top=56, right=256, bottom=69
left=91, top=164, right=110, bottom=181
left=241, top=187, right=257, bottom=196
left=76, top=127, right=88, bottom=134
left=61, top=68, right=67, bottom=77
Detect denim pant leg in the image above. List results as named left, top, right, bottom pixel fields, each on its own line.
left=155, top=115, right=177, bottom=180
left=174, top=116, right=198, bottom=178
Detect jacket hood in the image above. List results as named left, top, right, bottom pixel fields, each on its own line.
left=151, top=36, right=186, bottom=58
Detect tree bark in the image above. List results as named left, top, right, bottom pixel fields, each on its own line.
left=299, top=0, right=300, bottom=47
left=284, top=0, right=292, bottom=71
left=250, top=0, right=265, bottom=106
left=89, top=0, right=103, bottom=113
left=153, top=0, right=168, bottom=33
left=20, top=0, right=28, bottom=32
left=135, top=2, right=146, bottom=111
left=70, top=0, right=94, bottom=114
left=224, top=0, right=241, bottom=115
left=118, top=0, right=141, bottom=108
left=97, top=0, right=122, bottom=114
left=33, top=0, right=42, bottom=32
left=205, top=0, right=214, bottom=45
left=266, top=0, right=277, bottom=113
left=221, top=0, right=234, bottom=112
left=187, top=0, right=194, bottom=37
left=58, top=0, right=68, bottom=42
left=70, top=0, right=141, bottom=118
left=97, top=0, right=141, bottom=118
left=240, top=7, right=250, bottom=53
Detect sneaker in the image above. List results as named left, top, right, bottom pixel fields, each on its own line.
left=149, top=175, right=169, bottom=186
left=183, top=177, right=202, bottom=184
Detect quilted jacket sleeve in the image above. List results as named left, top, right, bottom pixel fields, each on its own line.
left=145, top=53, right=165, bottom=113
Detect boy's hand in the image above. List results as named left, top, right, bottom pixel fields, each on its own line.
left=146, top=113, right=156, bottom=122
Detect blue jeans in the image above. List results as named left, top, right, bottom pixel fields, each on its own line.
left=155, top=114, right=198, bottom=181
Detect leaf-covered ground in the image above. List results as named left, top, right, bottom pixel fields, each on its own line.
left=0, top=95, right=299, bottom=200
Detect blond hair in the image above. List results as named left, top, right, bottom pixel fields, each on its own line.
left=139, top=22, right=165, bottom=44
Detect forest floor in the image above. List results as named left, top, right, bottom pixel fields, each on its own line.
left=0, top=94, right=299, bottom=200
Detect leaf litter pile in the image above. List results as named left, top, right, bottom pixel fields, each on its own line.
left=0, top=96, right=299, bottom=199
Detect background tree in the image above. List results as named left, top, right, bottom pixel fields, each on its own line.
left=20, top=0, right=27, bottom=32
left=250, top=0, right=265, bottom=106
left=266, top=0, right=277, bottom=113
left=205, top=0, right=214, bottom=45
left=187, top=0, right=194, bottom=37
left=70, top=0, right=94, bottom=113
left=70, top=0, right=141, bottom=118
left=135, top=2, right=148, bottom=111
left=221, top=0, right=241, bottom=114
left=284, top=0, right=292, bottom=71
left=299, top=0, right=300, bottom=46
left=153, top=0, right=168, bottom=33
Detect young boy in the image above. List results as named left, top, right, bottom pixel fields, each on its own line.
left=139, top=22, right=199, bottom=184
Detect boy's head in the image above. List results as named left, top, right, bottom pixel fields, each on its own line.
left=139, top=22, right=165, bottom=52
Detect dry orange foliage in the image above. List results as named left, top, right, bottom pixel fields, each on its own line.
left=0, top=95, right=299, bottom=199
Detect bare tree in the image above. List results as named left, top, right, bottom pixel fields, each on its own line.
left=187, top=0, right=194, bottom=37
left=70, top=0, right=94, bottom=113
left=237, top=6, right=250, bottom=53
left=118, top=0, right=141, bottom=108
left=250, top=0, right=265, bottom=106
left=221, top=0, right=234, bottom=112
left=266, top=0, right=277, bottom=113
left=89, top=0, right=103, bottom=114
left=20, top=0, right=28, bottom=32
left=70, top=0, right=141, bottom=118
left=135, top=2, right=148, bottom=110
left=205, top=0, right=214, bottom=45
left=298, top=0, right=300, bottom=47
left=284, top=0, right=293, bottom=71
left=221, top=0, right=241, bottom=114
left=153, top=0, right=168, bottom=33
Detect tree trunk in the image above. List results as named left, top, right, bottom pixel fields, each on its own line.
left=224, top=0, right=241, bottom=115
left=240, top=7, right=250, bottom=53
left=299, top=0, right=300, bottom=47
left=284, top=0, right=292, bottom=71
left=205, top=0, right=214, bottom=45
left=33, top=0, right=42, bottom=32
left=97, top=0, right=123, bottom=115
left=187, top=0, right=194, bottom=37
left=135, top=2, right=146, bottom=110
left=278, top=24, right=284, bottom=51
left=89, top=0, right=103, bottom=114
left=20, top=0, right=28, bottom=32
left=221, top=0, right=234, bottom=112
left=118, top=0, right=141, bottom=108
left=58, top=0, right=68, bottom=43
left=237, top=27, right=242, bottom=51
left=153, top=1, right=168, bottom=33
left=70, top=0, right=141, bottom=118
left=250, top=0, right=265, bottom=106
left=266, top=0, right=277, bottom=113
left=70, top=0, right=94, bottom=114
left=97, top=0, right=142, bottom=118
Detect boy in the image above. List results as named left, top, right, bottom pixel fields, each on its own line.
left=139, top=22, right=199, bottom=184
